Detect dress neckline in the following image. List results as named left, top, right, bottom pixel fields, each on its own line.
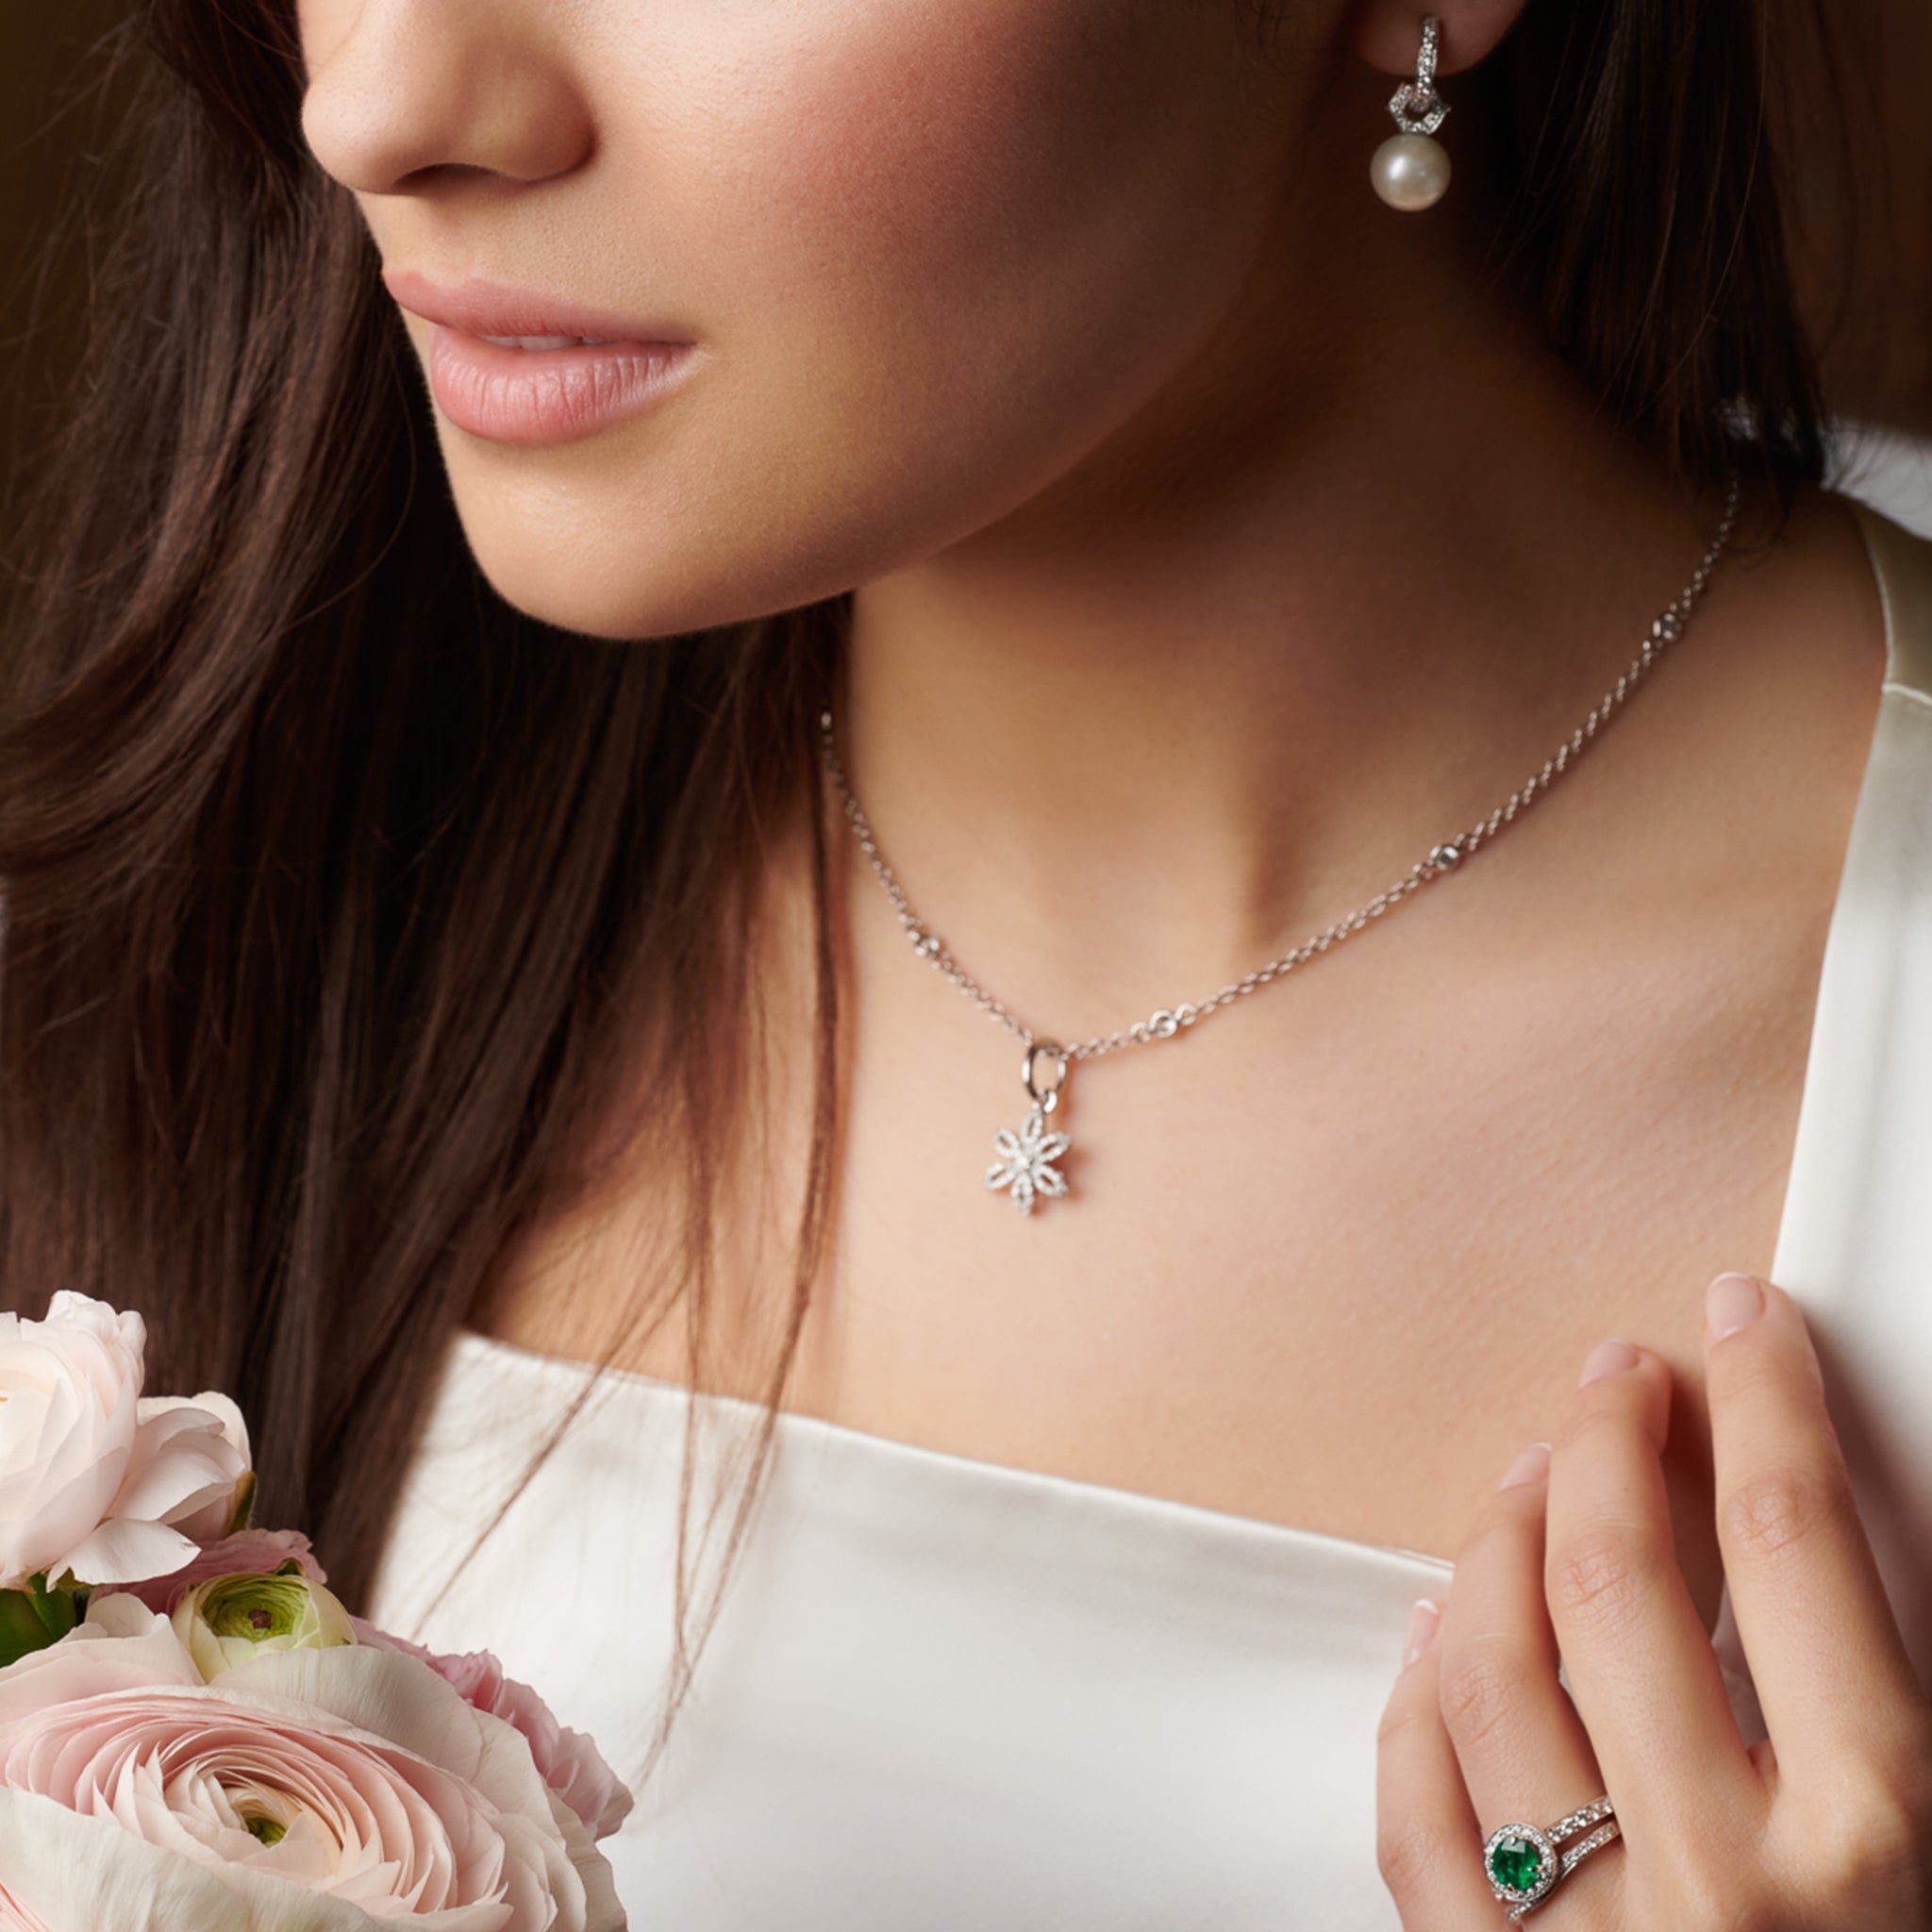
left=452, top=493, right=1925, bottom=1580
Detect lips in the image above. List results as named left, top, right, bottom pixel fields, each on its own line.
left=478, top=334, right=616, bottom=351
left=383, top=269, right=699, bottom=446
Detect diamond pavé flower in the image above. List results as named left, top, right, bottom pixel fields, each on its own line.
left=983, top=1107, right=1071, bottom=1216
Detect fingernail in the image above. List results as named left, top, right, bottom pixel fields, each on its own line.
left=1578, top=1338, right=1640, bottom=1387
left=1498, top=1441, right=1552, bottom=1490
left=1402, top=1597, right=1441, bottom=1669
left=1707, top=1272, right=1765, bottom=1341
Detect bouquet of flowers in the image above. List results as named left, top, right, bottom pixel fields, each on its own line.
left=0, top=1292, right=630, bottom=1930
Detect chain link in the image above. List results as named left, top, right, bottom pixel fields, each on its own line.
left=820, top=472, right=1740, bottom=1072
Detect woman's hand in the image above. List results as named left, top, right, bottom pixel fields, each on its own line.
left=1375, top=1272, right=1932, bottom=1928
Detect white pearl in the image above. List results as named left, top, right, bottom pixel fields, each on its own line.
left=1371, top=133, right=1451, bottom=212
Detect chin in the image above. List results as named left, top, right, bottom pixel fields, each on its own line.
left=473, top=553, right=713, bottom=642
left=443, top=487, right=794, bottom=643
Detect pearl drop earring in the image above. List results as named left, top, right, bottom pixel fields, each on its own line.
left=1371, top=15, right=1452, bottom=211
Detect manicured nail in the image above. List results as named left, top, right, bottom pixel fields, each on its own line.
left=1578, top=1338, right=1640, bottom=1387
left=1402, top=1597, right=1441, bottom=1669
left=1498, top=1441, right=1552, bottom=1491
left=1707, top=1272, right=1765, bottom=1341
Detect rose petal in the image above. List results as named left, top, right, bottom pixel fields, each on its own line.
left=116, top=1400, right=252, bottom=1540
left=54, top=1515, right=201, bottom=1591
left=0, top=1302, right=145, bottom=1589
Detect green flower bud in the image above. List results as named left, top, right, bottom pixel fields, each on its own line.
left=172, top=1568, right=357, bottom=1681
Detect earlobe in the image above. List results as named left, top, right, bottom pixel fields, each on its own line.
left=1349, top=0, right=1531, bottom=77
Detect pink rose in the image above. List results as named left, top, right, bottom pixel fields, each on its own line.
left=0, top=1596, right=625, bottom=1931
left=0, top=1293, right=251, bottom=1591
left=114, top=1528, right=327, bottom=1614
left=124, top=1390, right=254, bottom=1545
left=354, top=1621, right=636, bottom=1842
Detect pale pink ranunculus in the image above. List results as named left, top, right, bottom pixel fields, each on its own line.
left=0, top=1884, right=51, bottom=1932
left=115, top=1528, right=328, bottom=1615
left=0, top=1595, right=625, bottom=1931
left=354, top=1621, right=636, bottom=1843
left=0, top=1292, right=252, bottom=1591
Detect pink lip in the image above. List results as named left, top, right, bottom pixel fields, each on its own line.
left=383, top=270, right=699, bottom=446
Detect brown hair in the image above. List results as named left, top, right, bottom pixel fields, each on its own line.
left=1, top=0, right=1835, bottom=1777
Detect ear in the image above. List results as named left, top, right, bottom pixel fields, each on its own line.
left=1349, top=0, right=1530, bottom=77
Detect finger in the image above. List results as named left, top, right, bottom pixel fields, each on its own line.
left=1544, top=1338, right=1759, bottom=1854
left=1435, top=1441, right=1606, bottom=1835
left=1703, top=1273, right=1929, bottom=1785
left=1376, top=1596, right=1500, bottom=1927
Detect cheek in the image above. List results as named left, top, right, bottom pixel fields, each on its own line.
left=737, top=6, right=1110, bottom=285
left=700, top=0, right=1242, bottom=334
left=438, top=2, right=1289, bottom=638
left=681, top=5, right=1272, bottom=502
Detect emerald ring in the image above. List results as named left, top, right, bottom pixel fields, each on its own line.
left=1482, top=1797, right=1620, bottom=1920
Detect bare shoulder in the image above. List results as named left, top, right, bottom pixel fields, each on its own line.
left=1641, top=480, right=1890, bottom=874
left=1722, top=480, right=1888, bottom=650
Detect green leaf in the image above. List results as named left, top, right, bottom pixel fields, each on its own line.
left=0, top=1589, right=72, bottom=1667
left=26, top=1583, right=78, bottom=1641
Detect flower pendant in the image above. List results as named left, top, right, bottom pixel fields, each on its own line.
left=984, top=1105, right=1071, bottom=1216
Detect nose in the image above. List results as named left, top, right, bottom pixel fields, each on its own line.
left=301, top=0, right=595, bottom=196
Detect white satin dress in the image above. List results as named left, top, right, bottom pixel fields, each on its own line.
left=368, top=493, right=1932, bottom=1931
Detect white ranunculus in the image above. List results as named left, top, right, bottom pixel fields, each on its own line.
left=0, top=1293, right=252, bottom=1592
left=173, top=1570, right=358, bottom=1681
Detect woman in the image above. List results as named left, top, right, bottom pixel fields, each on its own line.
left=2, top=0, right=1928, bottom=1926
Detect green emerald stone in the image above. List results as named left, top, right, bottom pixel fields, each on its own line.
left=1489, top=1836, right=1544, bottom=1892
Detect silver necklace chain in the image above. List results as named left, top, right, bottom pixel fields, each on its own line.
left=818, top=471, right=1741, bottom=1215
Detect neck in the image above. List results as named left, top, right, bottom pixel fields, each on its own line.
left=835, top=105, right=1744, bottom=1035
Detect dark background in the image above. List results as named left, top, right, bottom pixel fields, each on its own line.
left=4, top=4, right=1929, bottom=511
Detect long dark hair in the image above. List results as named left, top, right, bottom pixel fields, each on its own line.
left=1, top=0, right=1834, bottom=1776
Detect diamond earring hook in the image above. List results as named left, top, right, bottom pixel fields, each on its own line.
left=1388, top=15, right=1450, bottom=136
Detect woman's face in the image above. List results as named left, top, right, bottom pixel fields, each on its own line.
left=299, top=1, right=1324, bottom=640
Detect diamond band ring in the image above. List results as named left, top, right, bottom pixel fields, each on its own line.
left=1482, top=1797, right=1621, bottom=1920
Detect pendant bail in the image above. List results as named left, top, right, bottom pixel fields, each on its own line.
left=1023, top=1039, right=1070, bottom=1115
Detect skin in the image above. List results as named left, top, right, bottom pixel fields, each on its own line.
left=300, top=0, right=1928, bottom=1919
left=1380, top=1281, right=1932, bottom=1926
